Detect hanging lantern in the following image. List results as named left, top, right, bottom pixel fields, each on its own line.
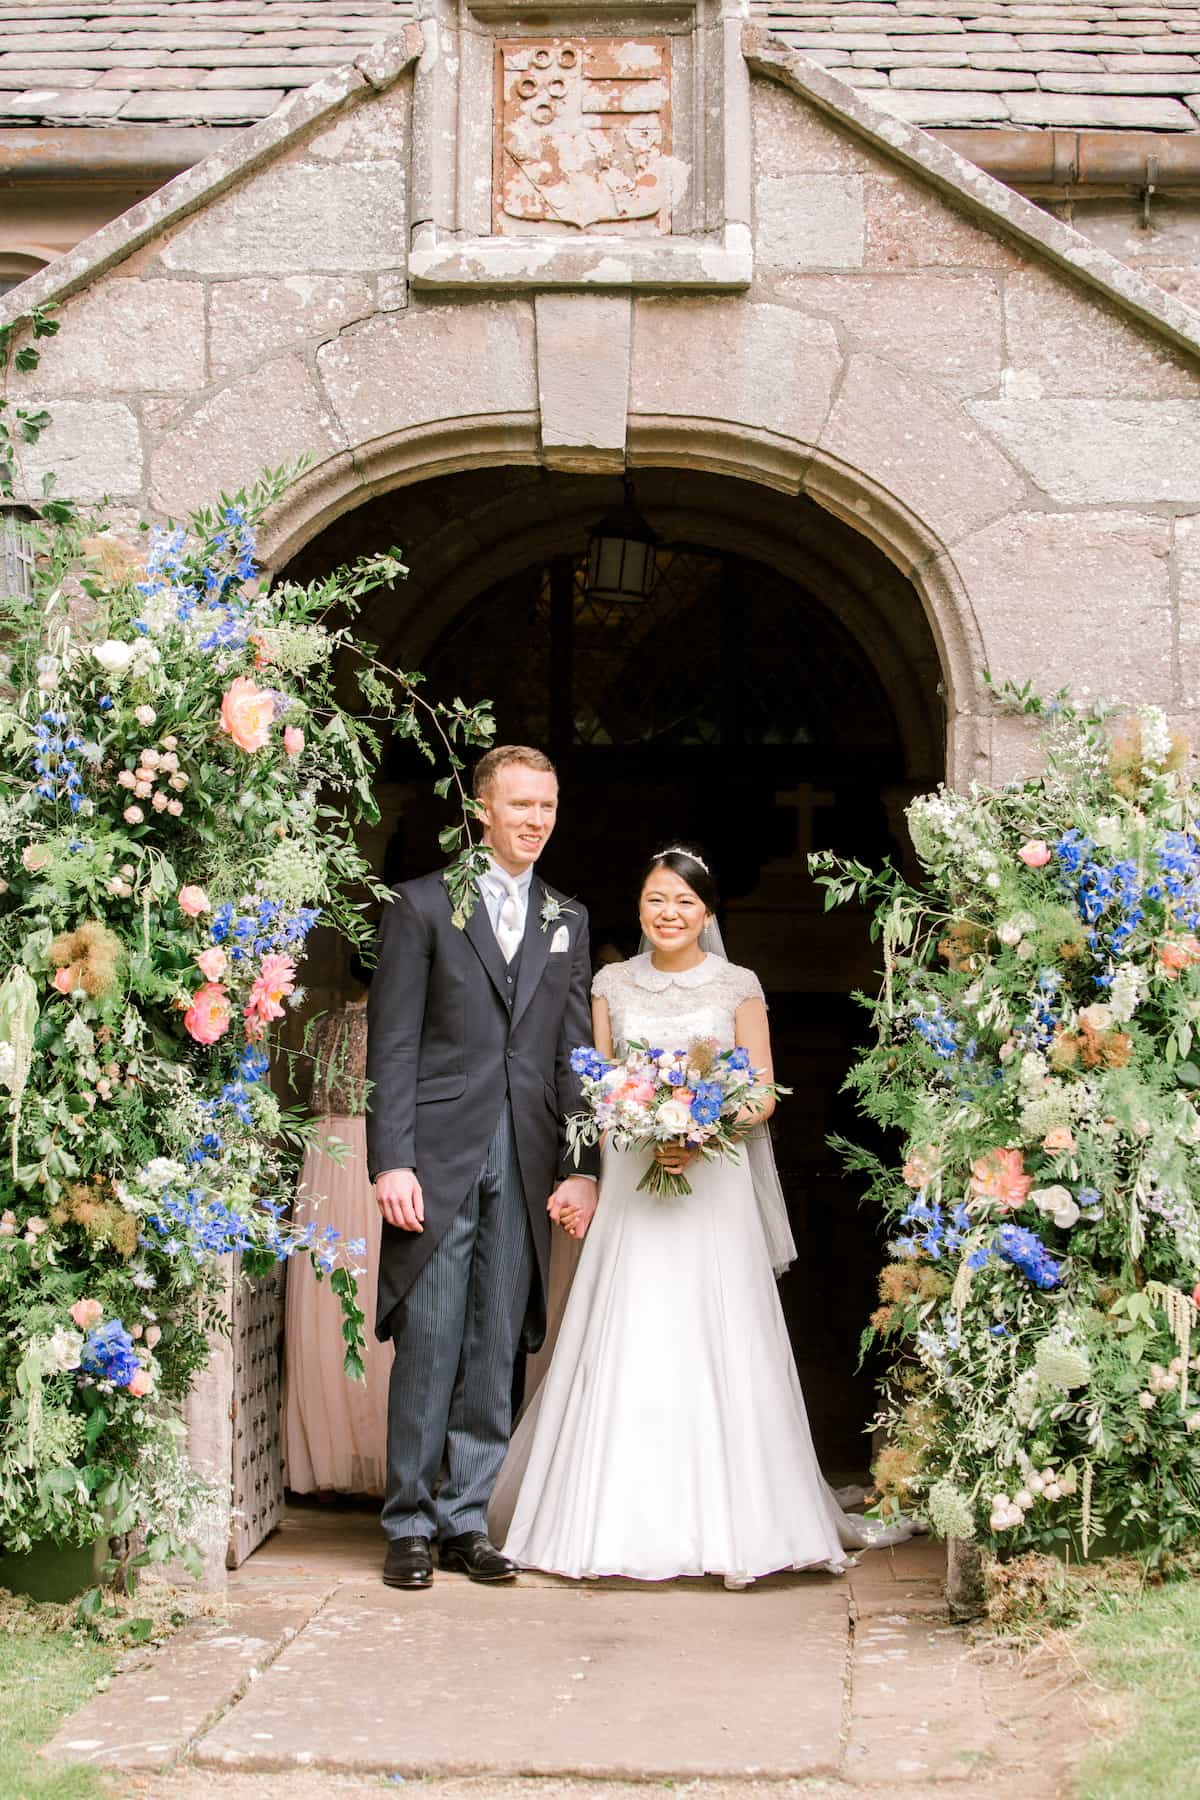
left=585, top=475, right=658, bottom=605
left=0, top=502, right=36, bottom=605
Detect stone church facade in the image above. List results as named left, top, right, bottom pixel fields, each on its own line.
left=3, top=0, right=1200, bottom=1571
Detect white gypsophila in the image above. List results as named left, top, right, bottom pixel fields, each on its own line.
left=63, top=1014, right=94, bottom=1057
left=1019, top=1051, right=1049, bottom=1090
left=130, top=640, right=161, bottom=679
left=1108, top=963, right=1142, bottom=1023
left=1139, top=705, right=1172, bottom=772
left=140, top=1156, right=188, bottom=1192
left=139, top=588, right=179, bottom=636
left=906, top=788, right=1003, bottom=886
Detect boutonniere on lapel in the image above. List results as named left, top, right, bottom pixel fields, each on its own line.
left=540, top=894, right=577, bottom=934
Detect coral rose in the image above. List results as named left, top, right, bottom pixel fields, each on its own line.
left=1158, top=935, right=1200, bottom=980
left=177, top=885, right=209, bottom=918
left=53, top=966, right=75, bottom=994
left=970, top=1147, right=1034, bottom=1212
left=195, top=946, right=227, bottom=981
left=283, top=725, right=304, bottom=759
left=127, top=1367, right=153, bottom=1397
left=1042, top=1126, right=1076, bottom=1153
left=70, top=1297, right=104, bottom=1331
left=1018, top=839, right=1052, bottom=868
left=185, top=982, right=232, bottom=1045
left=219, top=675, right=275, bottom=753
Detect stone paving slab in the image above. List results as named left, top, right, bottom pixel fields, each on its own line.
left=45, top=1597, right=326, bottom=1773
left=192, top=1574, right=852, bottom=1781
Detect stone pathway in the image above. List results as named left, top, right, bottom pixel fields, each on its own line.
left=45, top=1506, right=1089, bottom=1798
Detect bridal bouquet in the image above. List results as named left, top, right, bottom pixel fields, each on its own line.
left=567, top=1038, right=780, bottom=1197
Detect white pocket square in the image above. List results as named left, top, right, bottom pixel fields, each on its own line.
left=550, top=925, right=571, bottom=953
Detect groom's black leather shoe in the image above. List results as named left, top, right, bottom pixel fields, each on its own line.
left=382, top=1536, right=434, bottom=1589
left=438, top=1531, right=518, bottom=1582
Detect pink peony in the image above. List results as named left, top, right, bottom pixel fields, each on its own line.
left=177, top=885, right=209, bottom=918
left=195, top=946, right=227, bottom=981
left=244, top=953, right=296, bottom=1039
left=123, top=805, right=144, bottom=825
left=1043, top=1126, right=1076, bottom=1153
left=219, top=675, right=275, bottom=754
left=70, top=1297, right=104, bottom=1331
left=970, top=1147, right=1034, bottom=1212
left=184, top=982, right=232, bottom=1045
left=283, top=725, right=304, bottom=759
left=117, top=769, right=136, bottom=790
left=1018, top=839, right=1052, bottom=868
left=126, top=1367, right=153, bottom=1398
left=22, top=844, right=51, bottom=873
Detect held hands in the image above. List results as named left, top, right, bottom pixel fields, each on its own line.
left=548, top=1174, right=598, bottom=1241
left=654, top=1142, right=701, bottom=1176
left=376, top=1168, right=425, bottom=1232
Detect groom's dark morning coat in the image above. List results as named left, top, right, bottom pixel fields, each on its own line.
left=365, top=869, right=599, bottom=1351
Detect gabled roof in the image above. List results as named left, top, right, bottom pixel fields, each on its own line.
left=0, top=0, right=410, bottom=125
left=1, top=0, right=1199, bottom=131
left=760, top=0, right=1200, bottom=130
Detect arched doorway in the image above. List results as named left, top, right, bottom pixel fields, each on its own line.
left=283, top=463, right=946, bottom=1473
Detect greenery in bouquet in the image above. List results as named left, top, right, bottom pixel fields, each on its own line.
left=0, top=468, right=492, bottom=1563
left=812, top=686, right=1200, bottom=1563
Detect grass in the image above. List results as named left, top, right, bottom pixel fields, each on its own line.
left=1070, top=1578, right=1200, bottom=1799
left=0, top=1620, right=115, bottom=1800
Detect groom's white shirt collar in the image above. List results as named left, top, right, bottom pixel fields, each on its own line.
left=478, top=854, right=535, bottom=931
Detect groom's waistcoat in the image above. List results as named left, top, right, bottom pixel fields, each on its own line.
left=366, top=867, right=597, bottom=1343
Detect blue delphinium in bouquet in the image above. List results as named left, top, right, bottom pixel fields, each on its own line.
left=0, top=470, right=492, bottom=1565
left=813, top=686, right=1200, bottom=1563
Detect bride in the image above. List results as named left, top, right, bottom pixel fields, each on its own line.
left=490, top=844, right=910, bottom=1587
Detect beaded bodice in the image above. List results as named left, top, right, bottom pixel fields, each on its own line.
left=310, top=1000, right=369, bottom=1116
left=592, top=953, right=764, bottom=1055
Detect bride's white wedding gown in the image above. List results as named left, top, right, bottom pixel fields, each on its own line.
left=490, top=951, right=901, bottom=1583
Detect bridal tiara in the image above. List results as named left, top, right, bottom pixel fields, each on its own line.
left=659, top=846, right=710, bottom=873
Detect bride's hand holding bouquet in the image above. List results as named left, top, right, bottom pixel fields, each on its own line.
left=568, top=1036, right=787, bottom=1198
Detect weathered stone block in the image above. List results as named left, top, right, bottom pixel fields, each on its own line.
left=755, top=173, right=866, bottom=269
left=29, top=279, right=206, bottom=395
left=19, top=401, right=143, bottom=502
left=630, top=298, right=842, bottom=447
left=306, top=81, right=409, bottom=160
left=952, top=510, right=1174, bottom=701
left=316, top=303, right=537, bottom=446
left=1002, top=267, right=1198, bottom=399
left=535, top=294, right=630, bottom=471
left=118, top=89, right=283, bottom=122
left=779, top=271, right=1002, bottom=399
left=751, top=79, right=877, bottom=178
left=149, top=355, right=344, bottom=514
left=864, top=172, right=1021, bottom=270
left=969, top=399, right=1200, bottom=503
left=160, top=159, right=407, bottom=274
left=209, top=275, right=374, bottom=377
left=817, top=354, right=1026, bottom=547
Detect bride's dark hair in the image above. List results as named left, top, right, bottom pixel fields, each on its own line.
left=641, top=844, right=718, bottom=913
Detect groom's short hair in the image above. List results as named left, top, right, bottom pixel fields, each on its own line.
left=473, top=744, right=557, bottom=800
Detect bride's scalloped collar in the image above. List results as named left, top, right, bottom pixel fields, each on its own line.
left=629, top=951, right=715, bottom=991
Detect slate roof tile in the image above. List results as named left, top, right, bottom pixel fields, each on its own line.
left=1, top=0, right=1199, bottom=131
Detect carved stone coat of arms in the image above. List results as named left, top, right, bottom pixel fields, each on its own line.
left=494, top=38, right=672, bottom=235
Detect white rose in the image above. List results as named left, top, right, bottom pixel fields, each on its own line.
left=1078, top=1003, right=1113, bottom=1032
left=997, top=921, right=1023, bottom=946
left=1051, top=1197, right=1080, bottom=1229
left=1031, top=1185, right=1073, bottom=1219
left=45, top=1326, right=84, bottom=1372
left=92, top=639, right=137, bottom=677
left=656, top=1098, right=694, bottom=1136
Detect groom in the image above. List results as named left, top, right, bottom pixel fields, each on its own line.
left=366, top=744, right=599, bottom=1590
